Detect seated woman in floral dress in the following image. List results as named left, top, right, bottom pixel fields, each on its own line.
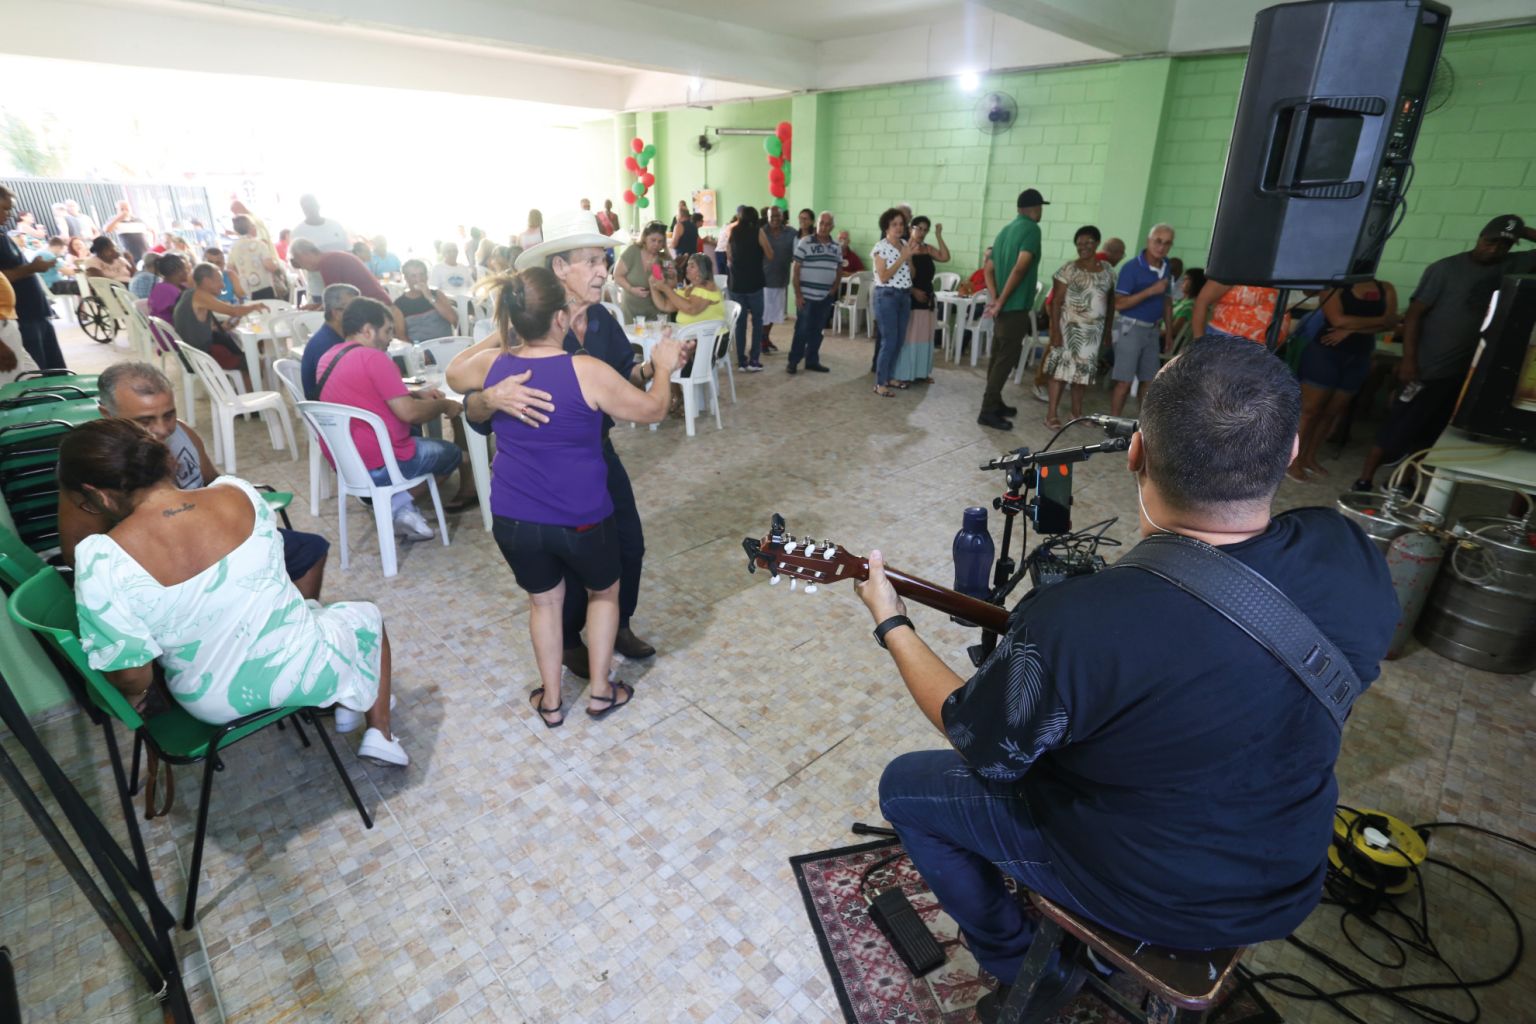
left=62, top=419, right=408, bottom=765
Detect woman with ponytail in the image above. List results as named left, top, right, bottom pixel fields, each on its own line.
left=61, top=419, right=408, bottom=766
left=448, top=267, right=680, bottom=727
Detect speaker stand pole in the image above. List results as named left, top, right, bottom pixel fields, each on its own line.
left=1265, top=288, right=1290, bottom=354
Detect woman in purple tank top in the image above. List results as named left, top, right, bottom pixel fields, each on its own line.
left=452, top=268, right=681, bottom=727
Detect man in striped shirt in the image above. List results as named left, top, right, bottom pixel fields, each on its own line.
left=788, top=211, right=844, bottom=374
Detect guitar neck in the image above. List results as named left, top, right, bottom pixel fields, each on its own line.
left=881, top=565, right=1010, bottom=633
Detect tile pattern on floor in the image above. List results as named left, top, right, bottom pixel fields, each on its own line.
left=1, top=323, right=1532, bottom=1023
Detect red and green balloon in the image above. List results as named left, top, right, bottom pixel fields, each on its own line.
left=624, top=136, right=656, bottom=209
left=764, top=121, right=792, bottom=210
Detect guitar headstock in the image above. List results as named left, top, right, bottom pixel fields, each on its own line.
left=742, top=513, right=867, bottom=593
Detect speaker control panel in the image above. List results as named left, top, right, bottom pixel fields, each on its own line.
left=1374, top=167, right=1405, bottom=203
left=1385, top=96, right=1422, bottom=160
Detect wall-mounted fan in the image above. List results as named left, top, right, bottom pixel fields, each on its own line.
left=1425, top=56, right=1455, bottom=114
left=974, top=92, right=1018, bottom=135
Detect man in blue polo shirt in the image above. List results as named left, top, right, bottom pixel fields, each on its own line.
left=299, top=283, right=361, bottom=399
left=1110, top=224, right=1176, bottom=417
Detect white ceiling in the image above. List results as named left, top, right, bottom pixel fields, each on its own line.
left=7, top=0, right=1532, bottom=116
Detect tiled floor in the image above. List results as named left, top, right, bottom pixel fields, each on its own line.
left=2, top=322, right=1532, bottom=1023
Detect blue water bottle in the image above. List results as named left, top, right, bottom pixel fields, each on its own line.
left=952, top=508, right=995, bottom=623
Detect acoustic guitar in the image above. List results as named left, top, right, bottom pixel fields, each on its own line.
left=742, top=514, right=1010, bottom=633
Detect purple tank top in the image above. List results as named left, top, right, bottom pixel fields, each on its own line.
left=485, top=352, right=613, bottom=527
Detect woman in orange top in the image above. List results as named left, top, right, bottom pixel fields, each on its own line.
left=1191, top=280, right=1292, bottom=345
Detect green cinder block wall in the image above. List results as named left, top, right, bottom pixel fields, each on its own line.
left=612, top=24, right=1535, bottom=296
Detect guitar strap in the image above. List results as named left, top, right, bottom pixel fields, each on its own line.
left=1115, top=532, right=1362, bottom=730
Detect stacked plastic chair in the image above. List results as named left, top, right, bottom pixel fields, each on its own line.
left=0, top=374, right=103, bottom=554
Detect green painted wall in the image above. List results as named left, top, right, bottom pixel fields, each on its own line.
left=592, top=23, right=1536, bottom=295
left=639, top=98, right=792, bottom=231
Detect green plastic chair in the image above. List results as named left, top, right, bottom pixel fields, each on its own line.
left=0, top=371, right=100, bottom=404
left=7, top=567, right=374, bottom=928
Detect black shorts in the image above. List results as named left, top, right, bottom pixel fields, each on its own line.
left=279, top=528, right=330, bottom=581
left=1374, top=376, right=1462, bottom=465
left=493, top=515, right=620, bottom=595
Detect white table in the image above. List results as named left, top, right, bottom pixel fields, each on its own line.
left=1419, top=425, right=1536, bottom=516
left=419, top=370, right=493, bottom=533
left=233, top=317, right=282, bottom=392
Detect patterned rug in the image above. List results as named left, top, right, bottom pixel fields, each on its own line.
left=790, top=838, right=1283, bottom=1024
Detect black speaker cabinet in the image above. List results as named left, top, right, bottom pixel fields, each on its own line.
left=1207, top=0, right=1450, bottom=288
left=1453, top=274, right=1536, bottom=450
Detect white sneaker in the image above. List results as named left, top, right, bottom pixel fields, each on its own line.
left=358, top=727, right=409, bottom=767
left=393, top=504, right=434, bottom=541
left=1032, top=383, right=1049, bottom=403
left=333, top=694, right=395, bottom=734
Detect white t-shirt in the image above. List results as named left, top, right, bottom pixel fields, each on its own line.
left=431, top=262, right=474, bottom=294
left=290, top=217, right=350, bottom=296
left=289, top=218, right=350, bottom=253
left=518, top=228, right=543, bottom=250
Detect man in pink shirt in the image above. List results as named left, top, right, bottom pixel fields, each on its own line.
left=290, top=238, right=407, bottom=338
left=314, top=298, right=463, bottom=540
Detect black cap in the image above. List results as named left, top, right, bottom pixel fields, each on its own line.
left=1480, top=215, right=1524, bottom=242
left=1017, top=188, right=1050, bottom=209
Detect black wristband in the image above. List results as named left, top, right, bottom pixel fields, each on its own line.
left=873, top=615, right=913, bottom=650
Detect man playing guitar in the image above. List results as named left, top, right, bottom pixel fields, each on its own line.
left=850, top=341, right=1398, bottom=1022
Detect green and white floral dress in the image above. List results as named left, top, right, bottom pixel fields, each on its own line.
left=75, top=476, right=382, bottom=725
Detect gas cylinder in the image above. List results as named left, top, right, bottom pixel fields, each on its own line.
left=1384, top=529, right=1448, bottom=659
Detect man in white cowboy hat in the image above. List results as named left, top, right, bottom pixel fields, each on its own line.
left=452, top=209, right=694, bottom=676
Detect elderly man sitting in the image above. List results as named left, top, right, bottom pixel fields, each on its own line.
left=58, top=361, right=331, bottom=599
left=314, top=298, right=464, bottom=541
left=300, top=283, right=361, bottom=400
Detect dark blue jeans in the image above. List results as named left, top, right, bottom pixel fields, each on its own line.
left=788, top=293, right=836, bottom=369
left=879, top=749, right=1094, bottom=982
left=730, top=288, right=765, bottom=365
left=873, top=287, right=910, bottom=386
left=563, top=437, right=643, bottom=634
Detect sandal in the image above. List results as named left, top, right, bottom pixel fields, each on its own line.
left=1044, top=417, right=1063, bottom=431
left=443, top=496, right=477, bottom=513
left=586, top=681, right=634, bottom=720
left=873, top=386, right=895, bottom=398
left=528, top=687, right=564, bottom=728
left=890, top=380, right=911, bottom=390
left=916, top=377, right=936, bottom=384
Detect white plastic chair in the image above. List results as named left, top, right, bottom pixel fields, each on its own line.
left=149, top=315, right=233, bottom=429
left=1013, top=281, right=1049, bottom=382
left=719, top=300, right=740, bottom=403
left=406, top=336, right=473, bottom=376
left=654, top=320, right=723, bottom=437
left=472, top=318, right=496, bottom=343
left=295, top=401, right=450, bottom=578
left=951, top=293, right=990, bottom=364
left=273, top=358, right=333, bottom=514
left=601, top=301, right=624, bottom=325
left=934, top=271, right=961, bottom=292
left=287, top=311, right=325, bottom=350
left=175, top=341, right=297, bottom=474
left=833, top=272, right=873, bottom=337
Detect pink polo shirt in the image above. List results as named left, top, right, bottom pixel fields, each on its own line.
left=314, top=343, right=411, bottom=470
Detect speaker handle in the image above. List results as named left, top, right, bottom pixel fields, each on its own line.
left=1273, top=101, right=1314, bottom=193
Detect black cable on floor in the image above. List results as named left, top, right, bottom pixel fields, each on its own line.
left=1237, top=816, right=1529, bottom=1024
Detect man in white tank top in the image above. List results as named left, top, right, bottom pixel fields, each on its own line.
left=57, top=362, right=331, bottom=600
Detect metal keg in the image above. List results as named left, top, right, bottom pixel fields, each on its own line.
left=1415, top=516, right=1536, bottom=673
left=1336, top=492, right=1444, bottom=554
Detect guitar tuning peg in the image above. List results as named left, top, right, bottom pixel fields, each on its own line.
left=804, top=543, right=817, bottom=556
left=769, top=574, right=781, bottom=586
left=805, top=583, right=818, bottom=594
left=784, top=540, right=798, bottom=554
left=789, top=579, right=799, bottom=591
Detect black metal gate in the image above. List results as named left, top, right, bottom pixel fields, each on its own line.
left=1, top=176, right=212, bottom=241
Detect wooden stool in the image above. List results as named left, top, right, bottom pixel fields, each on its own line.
left=997, top=892, right=1248, bottom=1024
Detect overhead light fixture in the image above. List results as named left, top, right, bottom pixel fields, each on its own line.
left=959, top=71, right=980, bottom=92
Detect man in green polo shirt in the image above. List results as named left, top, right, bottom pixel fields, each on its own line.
left=979, top=188, right=1047, bottom=430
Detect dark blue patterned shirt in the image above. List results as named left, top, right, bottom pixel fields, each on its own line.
left=940, top=508, right=1397, bottom=948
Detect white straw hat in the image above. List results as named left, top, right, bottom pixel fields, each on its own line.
left=514, top=209, right=622, bottom=270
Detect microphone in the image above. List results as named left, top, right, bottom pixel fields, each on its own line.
left=1086, top=413, right=1138, bottom=438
